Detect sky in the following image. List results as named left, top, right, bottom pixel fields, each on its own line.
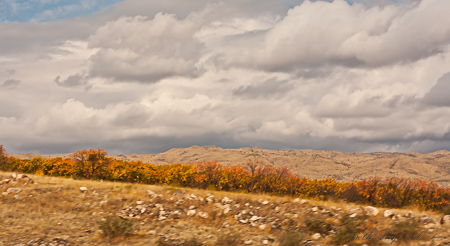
left=1, top=0, right=450, bottom=155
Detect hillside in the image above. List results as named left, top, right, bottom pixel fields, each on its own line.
left=11, top=146, right=450, bottom=187
left=1, top=171, right=450, bottom=246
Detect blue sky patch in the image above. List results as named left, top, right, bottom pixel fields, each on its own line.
left=0, top=0, right=123, bottom=22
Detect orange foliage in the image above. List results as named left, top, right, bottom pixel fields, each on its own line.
left=1, top=146, right=449, bottom=212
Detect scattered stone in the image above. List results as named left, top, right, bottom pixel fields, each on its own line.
left=6, top=188, right=22, bottom=194
left=384, top=210, right=395, bottom=218
left=262, top=239, right=269, bottom=245
left=206, top=195, right=214, bottom=203
left=404, top=211, right=414, bottom=218
left=244, top=239, right=253, bottom=244
left=187, top=210, right=196, bottom=216
left=419, top=216, right=434, bottom=225
left=250, top=216, right=260, bottom=222
left=198, top=212, right=208, bottom=219
left=136, top=200, right=144, bottom=205
left=261, top=200, right=269, bottom=205
left=365, top=206, right=379, bottom=216
left=312, top=233, right=321, bottom=240
left=350, top=213, right=357, bottom=218
left=440, top=215, right=450, bottom=224
left=79, top=187, right=88, bottom=193
left=222, top=196, right=233, bottom=204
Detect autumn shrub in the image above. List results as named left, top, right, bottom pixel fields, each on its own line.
left=215, top=231, right=241, bottom=246
left=185, top=236, right=204, bottom=246
left=278, top=230, right=305, bottom=246
left=304, top=215, right=333, bottom=235
left=98, top=216, right=134, bottom=240
left=332, top=213, right=369, bottom=245
left=441, top=205, right=450, bottom=215
left=382, top=220, right=426, bottom=243
left=2, top=147, right=450, bottom=212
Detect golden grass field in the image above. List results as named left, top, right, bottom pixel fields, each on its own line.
left=1, top=170, right=450, bottom=246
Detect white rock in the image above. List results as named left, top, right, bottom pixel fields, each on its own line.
left=312, top=233, right=321, bottom=240
left=442, top=215, right=450, bottom=224
left=259, top=224, right=267, bottom=230
left=364, top=206, right=379, bottom=216
left=158, top=216, right=167, bottom=221
left=147, top=190, right=156, bottom=196
left=136, top=201, right=143, bottom=205
left=187, top=210, right=196, bottom=216
left=13, top=194, right=20, bottom=200
left=79, top=187, right=88, bottom=192
left=2, top=192, right=8, bottom=196
left=312, top=207, right=319, bottom=212
left=250, top=216, right=260, bottom=222
left=404, top=211, right=414, bottom=218
left=206, top=195, right=214, bottom=203
left=7, top=188, right=22, bottom=194
left=261, top=200, right=269, bottom=205
left=350, top=213, right=357, bottom=218
left=222, top=196, right=233, bottom=204
left=293, top=198, right=301, bottom=203
left=384, top=210, right=395, bottom=218
left=262, top=240, right=269, bottom=245
left=223, top=207, right=231, bottom=214
left=240, top=219, right=249, bottom=224
left=198, top=212, right=208, bottom=219
left=244, top=240, right=253, bottom=245
left=189, top=205, right=196, bottom=210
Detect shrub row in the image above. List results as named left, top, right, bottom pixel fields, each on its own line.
left=1, top=146, right=449, bottom=212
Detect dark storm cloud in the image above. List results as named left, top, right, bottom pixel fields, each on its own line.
left=55, top=73, right=89, bottom=87
left=2, top=79, right=20, bottom=89
left=232, top=78, right=293, bottom=99
left=422, top=72, right=450, bottom=107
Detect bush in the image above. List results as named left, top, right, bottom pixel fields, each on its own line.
left=185, top=236, right=204, bottom=246
left=278, top=230, right=305, bottom=246
left=331, top=213, right=368, bottom=245
left=98, top=216, right=134, bottom=240
left=304, top=215, right=333, bottom=235
left=216, top=231, right=241, bottom=246
left=384, top=220, right=426, bottom=243
left=441, top=205, right=450, bottom=215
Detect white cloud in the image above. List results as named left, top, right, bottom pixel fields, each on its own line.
left=2, top=0, right=450, bottom=154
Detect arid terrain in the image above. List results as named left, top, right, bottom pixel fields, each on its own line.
left=11, top=146, right=450, bottom=187
left=1, top=171, right=450, bottom=246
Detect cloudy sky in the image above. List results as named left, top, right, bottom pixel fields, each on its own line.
left=1, top=0, right=450, bottom=154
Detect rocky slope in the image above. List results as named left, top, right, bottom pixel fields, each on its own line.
left=1, top=171, right=450, bottom=246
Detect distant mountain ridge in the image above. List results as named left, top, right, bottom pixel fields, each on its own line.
left=11, top=146, right=450, bottom=187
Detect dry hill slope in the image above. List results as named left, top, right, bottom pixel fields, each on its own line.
left=12, top=146, right=450, bottom=187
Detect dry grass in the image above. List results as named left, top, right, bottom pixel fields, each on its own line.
left=0, top=171, right=448, bottom=246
